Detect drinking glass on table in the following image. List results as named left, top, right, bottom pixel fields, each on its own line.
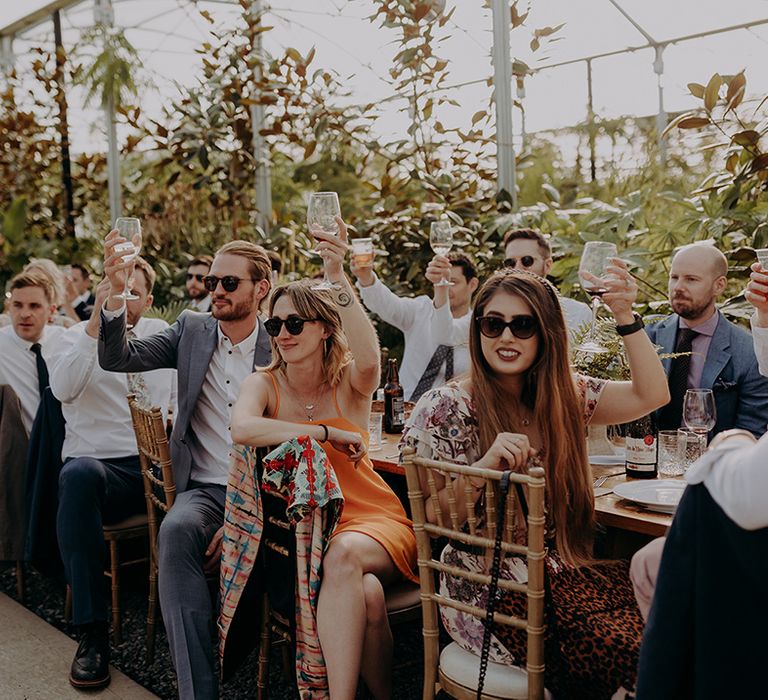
left=307, top=191, right=341, bottom=291
left=683, top=388, right=716, bottom=440
left=575, top=241, right=618, bottom=354
left=113, top=217, right=142, bottom=301
left=658, top=430, right=684, bottom=477
left=677, top=429, right=707, bottom=471
left=368, top=412, right=383, bottom=452
left=430, top=221, right=454, bottom=287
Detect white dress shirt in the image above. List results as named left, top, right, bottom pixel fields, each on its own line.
left=50, top=318, right=176, bottom=461
left=357, top=274, right=471, bottom=399
left=190, top=296, right=212, bottom=313
left=187, top=323, right=260, bottom=485
left=0, top=325, right=66, bottom=434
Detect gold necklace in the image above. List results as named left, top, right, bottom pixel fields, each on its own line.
left=283, top=371, right=327, bottom=422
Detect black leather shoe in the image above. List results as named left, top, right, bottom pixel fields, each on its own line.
left=69, top=622, right=111, bottom=689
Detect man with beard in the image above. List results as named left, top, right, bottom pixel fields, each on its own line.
left=646, top=243, right=768, bottom=437
left=98, top=237, right=272, bottom=699
left=186, top=255, right=213, bottom=312
left=52, top=259, right=175, bottom=689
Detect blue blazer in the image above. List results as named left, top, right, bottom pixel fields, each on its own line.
left=98, top=310, right=272, bottom=492
left=646, top=312, right=768, bottom=438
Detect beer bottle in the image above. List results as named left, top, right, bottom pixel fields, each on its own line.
left=384, top=358, right=405, bottom=434
left=625, top=413, right=658, bottom=479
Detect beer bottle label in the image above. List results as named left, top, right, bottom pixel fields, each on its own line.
left=392, top=396, right=404, bottom=427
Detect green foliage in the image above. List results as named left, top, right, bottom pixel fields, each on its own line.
left=143, top=299, right=191, bottom=325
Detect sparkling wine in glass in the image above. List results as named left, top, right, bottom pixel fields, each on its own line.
left=683, top=388, right=716, bottom=441
left=113, top=217, right=142, bottom=301
left=430, top=221, right=454, bottom=287
left=308, top=192, right=341, bottom=291
left=575, top=241, right=618, bottom=354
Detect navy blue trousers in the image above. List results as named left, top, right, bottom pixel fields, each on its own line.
left=56, top=456, right=144, bottom=625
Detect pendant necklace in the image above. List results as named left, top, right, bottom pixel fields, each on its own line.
left=284, top=371, right=327, bottom=421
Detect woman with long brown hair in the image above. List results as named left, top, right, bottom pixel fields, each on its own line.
left=231, top=220, right=416, bottom=700
left=402, top=263, right=669, bottom=698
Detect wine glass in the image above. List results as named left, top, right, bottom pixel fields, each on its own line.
left=307, top=192, right=341, bottom=291
left=113, top=217, right=142, bottom=301
left=430, top=221, right=454, bottom=287
left=683, top=388, right=717, bottom=440
left=575, top=241, right=618, bottom=354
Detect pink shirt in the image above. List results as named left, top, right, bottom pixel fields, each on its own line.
left=679, top=311, right=720, bottom=389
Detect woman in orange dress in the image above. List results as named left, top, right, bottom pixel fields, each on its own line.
left=231, top=218, right=416, bottom=700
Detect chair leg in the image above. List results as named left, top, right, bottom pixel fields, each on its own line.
left=146, top=562, right=158, bottom=663
left=109, top=539, right=121, bottom=645
left=15, top=561, right=25, bottom=602
left=64, top=585, right=72, bottom=622
left=256, top=592, right=271, bottom=700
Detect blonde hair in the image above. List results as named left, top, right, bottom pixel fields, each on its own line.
left=267, top=280, right=352, bottom=386
left=9, top=269, right=57, bottom=305
left=24, top=259, right=66, bottom=306
left=469, top=269, right=594, bottom=566
left=133, top=257, right=156, bottom=294
left=215, top=241, right=271, bottom=286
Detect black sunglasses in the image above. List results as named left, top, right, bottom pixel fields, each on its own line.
left=186, top=273, right=205, bottom=282
left=203, top=275, right=256, bottom=293
left=503, top=255, right=537, bottom=269
left=264, top=315, right=321, bottom=337
left=476, top=315, right=538, bottom=339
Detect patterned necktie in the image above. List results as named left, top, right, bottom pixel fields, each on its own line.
left=126, top=330, right=153, bottom=409
left=29, top=342, right=49, bottom=396
left=409, top=344, right=454, bottom=402
left=657, top=327, right=698, bottom=430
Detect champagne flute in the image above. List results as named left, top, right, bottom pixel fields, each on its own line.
left=683, top=388, right=717, bottom=440
left=430, top=221, right=454, bottom=287
left=575, top=241, right=618, bottom=354
left=113, top=217, right=142, bottom=301
left=308, top=192, right=341, bottom=291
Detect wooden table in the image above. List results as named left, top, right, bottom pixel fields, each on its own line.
left=371, top=433, right=672, bottom=539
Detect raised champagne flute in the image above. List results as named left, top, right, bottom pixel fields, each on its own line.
left=113, top=217, right=142, bottom=301
left=683, top=388, right=717, bottom=440
left=430, top=220, right=454, bottom=287
left=308, top=191, right=341, bottom=291
left=575, top=240, right=618, bottom=354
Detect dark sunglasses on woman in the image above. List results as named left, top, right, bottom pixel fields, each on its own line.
left=503, top=255, right=537, bottom=269
left=476, top=315, right=538, bottom=339
left=203, top=275, right=256, bottom=292
left=264, top=315, right=321, bottom=337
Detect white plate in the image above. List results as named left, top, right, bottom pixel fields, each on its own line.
left=589, top=453, right=625, bottom=466
left=613, top=479, right=687, bottom=514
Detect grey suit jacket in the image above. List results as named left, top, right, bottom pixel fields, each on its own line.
left=646, top=311, right=768, bottom=437
left=98, top=310, right=272, bottom=492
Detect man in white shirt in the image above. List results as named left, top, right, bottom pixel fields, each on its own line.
left=0, top=269, right=63, bottom=433
left=502, top=228, right=592, bottom=335
left=98, top=238, right=272, bottom=700
left=186, top=255, right=213, bottom=312
left=352, top=252, right=479, bottom=401
left=52, top=258, right=175, bottom=690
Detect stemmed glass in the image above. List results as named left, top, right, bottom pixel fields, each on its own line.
left=307, top=191, right=341, bottom=291
left=430, top=221, right=454, bottom=287
left=683, top=388, right=717, bottom=440
left=113, top=217, right=142, bottom=301
left=575, top=241, right=619, bottom=354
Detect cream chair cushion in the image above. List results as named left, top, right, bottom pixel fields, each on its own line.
left=439, top=642, right=551, bottom=699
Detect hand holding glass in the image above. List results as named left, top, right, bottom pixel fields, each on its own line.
left=683, top=389, right=716, bottom=438
left=430, top=221, right=454, bottom=287
left=575, top=241, right=618, bottom=354
left=307, top=192, right=341, bottom=291
left=113, top=218, right=142, bottom=301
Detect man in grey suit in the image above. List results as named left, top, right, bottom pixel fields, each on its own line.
left=99, top=237, right=273, bottom=699
left=646, top=243, right=768, bottom=438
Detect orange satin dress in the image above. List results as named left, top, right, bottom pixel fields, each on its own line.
left=267, top=373, right=417, bottom=583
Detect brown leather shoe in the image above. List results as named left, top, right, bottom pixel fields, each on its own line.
left=69, top=622, right=111, bottom=689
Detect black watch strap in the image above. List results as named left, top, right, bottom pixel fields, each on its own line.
left=616, top=312, right=644, bottom=336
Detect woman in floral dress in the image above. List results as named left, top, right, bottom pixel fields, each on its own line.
left=401, top=264, right=669, bottom=698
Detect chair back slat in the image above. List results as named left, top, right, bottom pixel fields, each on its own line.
left=402, top=446, right=546, bottom=700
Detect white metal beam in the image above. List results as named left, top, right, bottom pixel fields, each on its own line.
left=491, top=0, right=516, bottom=206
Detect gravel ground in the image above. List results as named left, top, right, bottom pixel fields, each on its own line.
left=0, top=562, right=428, bottom=699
